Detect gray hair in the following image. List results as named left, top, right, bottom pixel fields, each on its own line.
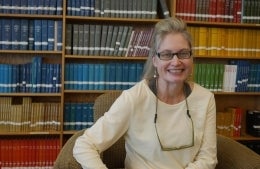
left=142, top=17, right=193, bottom=79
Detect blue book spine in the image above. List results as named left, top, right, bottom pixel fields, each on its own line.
left=87, top=103, right=94, bottom=128
left=28, top=20, right=34, bottom=50
left=115, top=63, right=123, bottom=90
left=41, top=63, right=47, bottom=93
left=94, top=64, right=100, bottom=90
left=89, top=0, right=94, bottom=16
left=11, top=19, right=21, bottom=50
left=2, top=19, right=12, bottom=50
left=104, top=63, right=110, bottom=90
left=84, top=0, right=90, bottom=16
left=128, top=63, right=137, bottom=88
left=80, top=0, right=85, bottom=16
left=12, top=0, right=21, bottom=14
left=52, top=64, right=58, bottom=93
left=37, top=0, right=44, bottom=14
left=88, top=64, right=95, bottom=90
left=71, top=0, right=76, bottom=16
left=0, top=20, right=2, bottom=49
left=20, top=19, right=29, bottom=50
left=81, top=103, right=88, bottom=129
left=3, top=0, right=11, bottom=13
left=43, top=0, right=50, bottom=15
left=63, top=103, right=71, bottom=130
left=0, top=0, right=3, bottom=13
left=55, top=20, right=63, bottom=51
left=11, top=64, right=19, bottom=93
left=75, top=0, right=81, bottom=16
left=82, top=64, right=89, bottom=90
left=0, top=64, right=4, bottom=92
left=73, top=63, right=79, bottom=90
left=75, top=103, right=82, bottom=130
left=70, top=103, right=76, bottom=130
left=31, top=56, right=42, bottom=93
left=20, top=0, right=28, bottom=14
left=56, top=64, right=61, bottom=93
left=48, top=63, right=54, bottom=93
left=41, top=20, right=48, bottom=50
left=136, top=62, right=144, bottom=82
left=109, top=62, right=116, bottom=90
left=56, top=0, right=63, bottom=15
left=77, top=64, right=83, bottom=90
left=69, top=63, right=74, bottom=90
left=66, top=0, right=72, bottom=15
left=28, top=0, right=37, bottom=14
left=64, top=64, right=70, bottom=90
left=36, top=57, right=42, bottom=93
left=122, top=62, right=129, bottom=90
left=48, top=0, right=56, bottom=15
left=47, top=20, right=55, bottom=50
left=34, top=20, right=42, bottom=50
left=99, top=64, right=105, bottom=90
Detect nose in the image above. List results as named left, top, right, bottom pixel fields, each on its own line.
left=170, top=54, right=181, bottom=64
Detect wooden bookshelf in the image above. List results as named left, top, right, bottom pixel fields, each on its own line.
left=1, top=0, right=260, bottom=166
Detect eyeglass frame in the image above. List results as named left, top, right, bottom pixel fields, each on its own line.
left=154, top=83, right=194, bottom=151
left=156, top=50, right=192, bottom=61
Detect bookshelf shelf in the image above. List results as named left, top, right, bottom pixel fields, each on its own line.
left=187, top=21, right=260, bottom=28
left=0, top=14, right=63, bottom=19
left=0, top=131, right=61, bottom=136
left=0, top=50, right=63, bottom=55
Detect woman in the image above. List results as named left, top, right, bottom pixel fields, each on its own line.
left=73, top=17, right=217, bottom=169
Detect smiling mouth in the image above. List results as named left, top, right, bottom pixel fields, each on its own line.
left=168, top=69, right=184, bottom=73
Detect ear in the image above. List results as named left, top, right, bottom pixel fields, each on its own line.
left=152, top=56, right=158, bottom=67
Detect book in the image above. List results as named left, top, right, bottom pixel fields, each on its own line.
left=158, top=0, right=170, bottom=18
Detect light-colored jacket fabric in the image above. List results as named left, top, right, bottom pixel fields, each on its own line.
left=73, top=79, right=217, bottom=169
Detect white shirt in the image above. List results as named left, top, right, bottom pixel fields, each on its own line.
left=73, top=79, right=217, bottom=169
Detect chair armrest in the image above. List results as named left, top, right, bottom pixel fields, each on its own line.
left=53, top=130, right=84, bottom=169
left=216, top=135, right=260, bottom=169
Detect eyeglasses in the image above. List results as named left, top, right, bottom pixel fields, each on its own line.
left=156, top=50, right=192, bottom=61
left=154, top=96, right=194, bottom=151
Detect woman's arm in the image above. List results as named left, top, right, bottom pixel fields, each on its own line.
left=186, top=94, right=218, bottom=169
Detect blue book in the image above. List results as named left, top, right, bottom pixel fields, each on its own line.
left=88, top=64, right=95, bottom=90
left=20, top=0, right=28, bottom=14
left=34, top=20, right=42, bottom=50
left=0, top=20, right=2, bottom=49
left=109, top=62, right=116, bottom=90
left=41, top=63, right=47, bottom=92
left=128, top=63, right=137, bottom=88
left=12, top=0, right=21, bottom=14
left=0, top=0, right=2, bottom=13
left=0, top=64, right=4, bottom=92
left=122, top=62, right=129, bottom=89
left=105, top=63, right=110, bottom=90
left=28, top=20, right=34, bottom=50
left=1, top=64, right=10, bottom=93
left=20, top=19, right=29, bottom=50
left=64, top=103, right=71, bottom=130
left=56, top=64, right=61, bottom=93
left=55, top=21, right=63, bottom=51
left=115, top=63, right=123, bottom=90
left=28, top=0, right=37, bottom=14
left=80, top=0, right=85, bottom=16
left=73, top=63, right=79, bottom=90
left=75, top=103, right=82, bottom=130
left=11, top=64, right=19, bottom=93
left=136, top=62, right=144, bottom=82
left=89, top=0, right=95, bottom=16
left=47, top=20, right=55, bottom=50
left=66, top=0, right=72, bottom=15
left=81, top=103, right=89, bottom=129
left=99, top=64, right=105, bottom=90
left=82, top=64, right=89, bottom=90
left=71, top=0, right=76, bottom=16
left=2, top=19, right=12, bottom=50
left=69, top=103, right=76, bottom=130
left=3, top=0, right=11, bottom=13
left=77, top=64, right=83, bottom=90
left=44, top=0, right=50, bottom=15
left=94, top=64, right=100, bottom=90
left=56, top=0, right=63, bottom=15
left=48, top=0, right=56, bottom=15
left=69, top=63, right=74, bottom=90
left=87, top=103, right=94, bottom=128
left=25, top=63, right=32, bottom=92
left=48, top=63, right=54, bottom=93
left=64, top=64, right=70, bottom=90
left=75, top=0, right=81, bottom=16
left=31, top=56, right=42, bottom=93
left=11, top=19, right=21, bottom=50
left=41, top=20, right=48, bottom=50
left=37, top=0, right=44, bottom=14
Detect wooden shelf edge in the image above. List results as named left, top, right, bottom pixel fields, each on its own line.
left=65, top=55, right=148, bottom=60
left=0, top=131, right=62, bottom=136
left=0, top=93, right=62, bottom=96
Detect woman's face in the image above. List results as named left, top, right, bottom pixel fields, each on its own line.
left=153, top=33, right=193, bottom=85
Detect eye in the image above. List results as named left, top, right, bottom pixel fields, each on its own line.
left=161, top=53, right=172, bottom=59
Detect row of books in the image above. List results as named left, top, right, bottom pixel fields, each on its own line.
left=64, top=102, right=94, bottom=131
left=0, top=0, right=63, bottom=15
left=66, top=23, right=154, bottom=57
left=0, top=137, right=60, bottom=168
left=0, top=19, right=63, bottom=51
left=194, top=61, right=260, bottom=92
left=176, top=0, right=260, bottom=24
left=0, top=56, right=61, bottom=93
left=64, top=62, right=144, bottom=90
left=216, top=107, right=243, bottom=137
left=187, top=27, right=260, bottom=57
left=0, top=97, right=61, bottom=132
left=66, top=0, right=165, bottom=19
